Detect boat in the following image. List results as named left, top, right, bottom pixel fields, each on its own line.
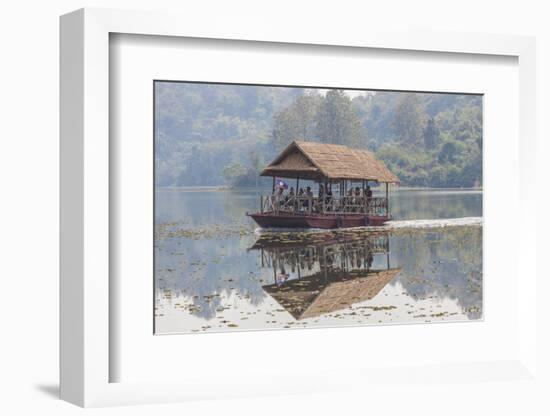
left=247, top=141, right=399, bottom=229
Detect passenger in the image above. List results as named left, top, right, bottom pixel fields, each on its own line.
left=305, top=186, right=314, bottom=211
left=288, top=187, right=296, bottom=211
left=297, top=188, right=304, bottom=212
left=271, top=186, right=278, bottom=209
left=302, top=186, right=313, bottom=210
left=275, top=186, right=285, bottom=209
left=363, top=185, right=372, bottom=212
left=354, top=187, right=361, bottom=212
left=314, top=186, right=322, bottom=213
left=325, top=186, right=333, bottom=210
left=346, top=189, right=353, bottom=211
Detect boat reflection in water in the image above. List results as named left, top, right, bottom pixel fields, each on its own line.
left=249, top=231, right=401, bottom=320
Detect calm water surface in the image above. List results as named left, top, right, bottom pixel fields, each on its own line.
left=154, top=188, right=482, bottom=334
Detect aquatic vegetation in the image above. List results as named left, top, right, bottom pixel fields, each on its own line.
left=154, top=189, right=483, bottom=334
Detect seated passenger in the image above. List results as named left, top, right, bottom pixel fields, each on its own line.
left=354, top=187, right=361, bottom=211
left=275, top=187, right=285, bottom=208
left=305, top=186, right=314, bottom=211
left=287, top=187, right=296, bottom=210
left=325, top=187, right=333, bottom=210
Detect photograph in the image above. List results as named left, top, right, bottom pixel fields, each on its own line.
left=154, top=81, right=483, bottom=334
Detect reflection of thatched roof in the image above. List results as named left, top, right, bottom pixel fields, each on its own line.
left=263, top=268, right=401, bottom=320
left=261, top=141, right=399, bottom=183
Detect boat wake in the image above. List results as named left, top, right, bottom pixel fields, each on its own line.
left=386, top=216, right=482, bottom=230
left=254, top=217, right=482, bottom=234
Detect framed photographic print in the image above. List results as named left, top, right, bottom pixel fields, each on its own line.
left=60, top=8, right=538, bottom=407
left=153, top=81, right=483, bottom=335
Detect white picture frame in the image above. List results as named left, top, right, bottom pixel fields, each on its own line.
left=60, top=7, right=538, bottom=407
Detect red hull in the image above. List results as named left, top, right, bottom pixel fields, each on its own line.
left=248, top=211, right=390, bottom=229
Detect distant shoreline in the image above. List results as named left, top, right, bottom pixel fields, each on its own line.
left=157, top=185, right=483, bottom=192
left=157, top=185, right=231, bottom=191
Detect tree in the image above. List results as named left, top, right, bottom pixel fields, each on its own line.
left=392, top=94, right=425, bottom=147
left=293, top=93, right=321, bottom=139
left=248, top=150, right=263, bottom=187
left=222, top=163, right=247, bottom=184
left=438, top=140, right=465, bottom=164
left=424, top=117, right=439, bottom=149
left=271, top=109, right=296, bottom=153
left=315, top=90, right=362, bottom=147
left=271, top=92, right=321, bottom=152
left=155, top=82, right=483, bottom=189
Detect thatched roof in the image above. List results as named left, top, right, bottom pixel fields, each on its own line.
left=261, top=141, right=399, bottom=183
left=263, top=268, right=401, bottom=320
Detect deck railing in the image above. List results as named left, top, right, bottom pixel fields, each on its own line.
left=260, top=195, right=389, bottom=216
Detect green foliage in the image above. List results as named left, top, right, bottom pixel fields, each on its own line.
left=271, top=90, right=362, bottom=152
left=222, top=163, right=247, bottom=182
left=315, top=90, right=362, bottom=147
left=155, top=82, right=482, bottom=188
left=353, top=92, right=482, bottom=187
left=424, top=117, right=439, bottom=149
left=392, top=94, right=425, bottom=147
left=154, top=82, right=301, bottom=186
left=271, top=92, right=321, bottom=152
left=221, top=150, right=267, bottom=187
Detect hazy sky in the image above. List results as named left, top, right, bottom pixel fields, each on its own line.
left=304, top=88, right=369, bottom=98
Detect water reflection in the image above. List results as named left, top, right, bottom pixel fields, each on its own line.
left=154, top=189, right=483, bottom=334
left=251, top=232, right=402, bottom=320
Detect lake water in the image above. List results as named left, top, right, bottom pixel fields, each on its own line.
left=154, top=188, right=482, bottom=334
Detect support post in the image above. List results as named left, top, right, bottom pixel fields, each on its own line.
left=362, top=180, right=366, bottom=213
left=323, top=178, right=327, bottom=214
left=272, top=177, right=275, bottom=193
left=385, top=183, right=389, bottom=217
left=296, top=177, right=299, bottom=211
left=345, top=180, right=349, bottom=211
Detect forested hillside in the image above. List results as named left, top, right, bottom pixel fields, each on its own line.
left=155, top=82, right=482, bottom=188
